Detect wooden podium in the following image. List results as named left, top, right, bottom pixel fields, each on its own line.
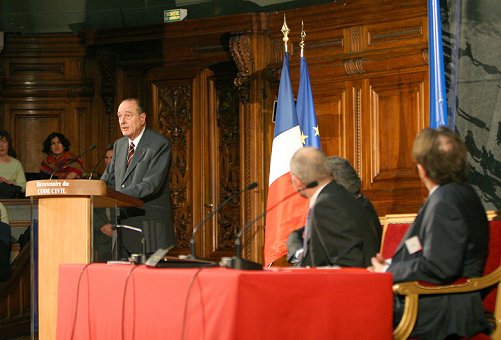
left=26, top=179, right=143, bottom=340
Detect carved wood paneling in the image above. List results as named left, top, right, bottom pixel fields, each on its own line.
left=367, top=18, right=426, bottom=48
left=348, top=26, right=362, bottom=54
left=229, top=34, right=253, bottom=104
left=315, top=89, right=346, bottom=157
left=229, top=34, right=254, bottom=258
left=6, top=107, right=61, bottom=173
left=156, top=83, right=192, bottom=249
left=0, top=34, right=94, bottom=174
left=362, top=72, right=428, bottom=215
left=268, top=0, right=429, bottom=219
left=0, top=0, right=431, bottom=266
left=214, top=79, right=241, bottom=250
left=95, top=47, right=117, bottom=116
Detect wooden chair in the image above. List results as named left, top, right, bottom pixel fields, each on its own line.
left=392, top=212, right=501, bottom=340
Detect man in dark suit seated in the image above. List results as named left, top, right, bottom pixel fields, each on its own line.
left=286, top=147, right=379, bottom=268
left=369, top=127, right=490, bottom=339
left=325, top=156, right=382, bottom=244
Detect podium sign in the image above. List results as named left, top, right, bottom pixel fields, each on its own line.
left=26, top=179, right=142, bottom=340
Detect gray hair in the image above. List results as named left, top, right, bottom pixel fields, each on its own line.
left=325, top=156, right=361, bottom=196
left=290, top=147, right=331, bottom=185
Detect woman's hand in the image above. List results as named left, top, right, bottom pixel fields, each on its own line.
left=65, top=172, right=78, bottom=179
left=0, top=177, right=13, bottom=185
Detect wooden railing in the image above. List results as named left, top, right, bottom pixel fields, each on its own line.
left=0, top=240, right=31, bottom=338
left=0, top=199, right=33, bottom=339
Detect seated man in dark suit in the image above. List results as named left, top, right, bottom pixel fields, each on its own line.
left=286, top=147, right=379, bottom=267
left=369, top=127, right=490, bottom=339
left=287, top=156, right=382, bottom=264
left=325, top=156, right=382, bottom=244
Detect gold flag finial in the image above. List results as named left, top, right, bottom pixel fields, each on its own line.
left=300, top=20, right=306, bottom=58
left=281, top=14, right=290, bottom=53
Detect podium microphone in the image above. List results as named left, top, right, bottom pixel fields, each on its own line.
left=222, top=180, right=318, bottom=270
left=188, top=181, right=258, bottom=259
left=111, top=224, right=145, bottom=263
left=50, top=144, right=97, bottom=179
left=88, top=156, right=104, bottom=179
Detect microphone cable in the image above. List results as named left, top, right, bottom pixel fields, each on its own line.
left=69, top=263, right=93, bottom=340
left=180, top=267, right=205, bottom=340
left=121, top=264, right=140, bottom=340
left=190, top=182, right=257, bottom=259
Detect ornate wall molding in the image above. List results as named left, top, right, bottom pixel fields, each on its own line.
left=344, top=58, right=365, bottom=75
left=370, top=27, right=423, bottom=44
left=95, top=47, right=117, bottom=116
left=214, top=80, right=241, bottom=248
left=349, top=26, right=362, bottom=53
left=157, top=84, right=192, bottom=248
left=229, top=34, right=254, bottom=104
left=0, top=83, right=93, bottom=98
left=354, top=87, right=362, bottom=175
left=95, top=47, right=118, bottom=144
left=422, top=48, right=429, bottom=64
left=292, top=38, right=343, bottom=54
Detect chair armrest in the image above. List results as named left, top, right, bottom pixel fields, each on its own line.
left=392, top=266, right=501, bottom=340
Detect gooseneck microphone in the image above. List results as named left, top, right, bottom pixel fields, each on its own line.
left=189, top=181, right=258, bottom=259
left=88, top=156, right=104, bottom=179
left=223, top=180, right=318, bottom=270
left=49, top=144, right=97, bottom=179
left=111, top=225, right=145, bottom=263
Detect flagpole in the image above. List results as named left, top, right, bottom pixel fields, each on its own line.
left=296, top=21, right=321, bottom=149
left=282, top=14, right=289, bottom=53
left=300, top=21, right=305, bottom=58
left=264, top=14, right=309, bottom=266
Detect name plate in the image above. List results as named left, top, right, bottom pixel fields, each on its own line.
left=26, top=179, right=107, bottom=197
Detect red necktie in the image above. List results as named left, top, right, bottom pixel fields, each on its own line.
left=127, top=142, right=135, bottom=167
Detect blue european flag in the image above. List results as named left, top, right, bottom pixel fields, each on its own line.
left=296, top=56, right=321, bottom=148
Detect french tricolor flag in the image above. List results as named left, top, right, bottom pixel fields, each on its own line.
left=264, top=52, right=309, bottom=266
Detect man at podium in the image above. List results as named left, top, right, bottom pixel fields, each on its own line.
left=101, top=98, right=175, bottom=258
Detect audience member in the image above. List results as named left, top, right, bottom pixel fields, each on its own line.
left=104, top=144, right=113, bottom=167
left=0, top=203, right=11, bottom=281
left=101, top=98, right=175, bottom=257
left=287, top=156, right=382, bottom=264
left=93, top=144, right=115, bottom=262
left=0, top=202, right=9, bottom=225
left=369, top=127, right=490, bottom=338
left=0, top=130, right=26, bottom=197
left=286, top=147, right=379, bottom=267
left=40, top=132, right=84, bottom=179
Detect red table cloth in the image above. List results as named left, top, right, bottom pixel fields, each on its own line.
left=57, top=264, right=393, bottom=340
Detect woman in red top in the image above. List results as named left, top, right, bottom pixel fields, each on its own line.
left=40, top=132, right=84, bottom=179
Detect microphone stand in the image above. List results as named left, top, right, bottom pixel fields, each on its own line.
left=50, top=158, right=77, bottom=179
left=222, top=181, right=318, bottom=270
left=49, top=144, right=97, bottom=179
left=111, top=224, right=145, bottom=263
left=88, top=156, right=104, bottom=179
left=188, top=181, right=258, bottom=259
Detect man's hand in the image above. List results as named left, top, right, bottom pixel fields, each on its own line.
left=100, top=223, right=113, bottom=237
left=367, top=253, right=388, bottom=272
